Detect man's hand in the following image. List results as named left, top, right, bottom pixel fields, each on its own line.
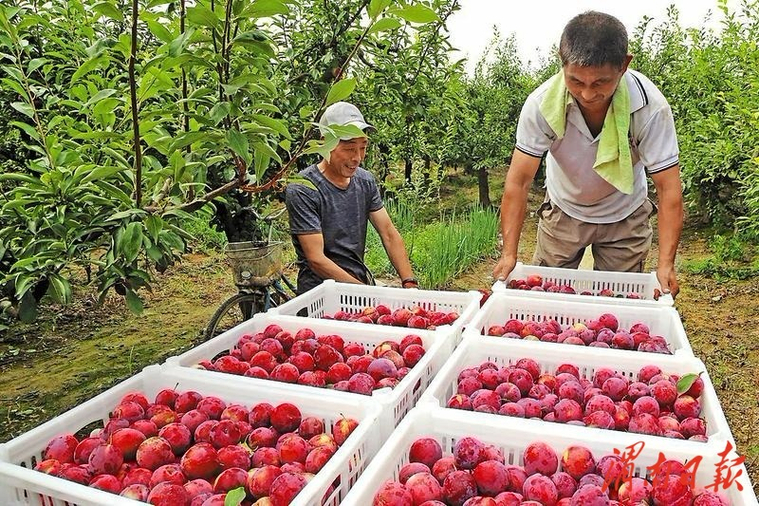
left=655, top=264, right=680, bottom=299
left=493, top=254, right=517, bottom=282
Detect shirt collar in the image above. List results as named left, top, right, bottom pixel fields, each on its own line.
left=625, top=71, right=647, bottom=112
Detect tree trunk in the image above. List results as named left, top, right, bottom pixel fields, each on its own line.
left=422, top=155, right=431, bottom=189
left=477, top=165, right=491, bottom=208
left=404, top=158, right=413, bottom=185
left=377, top=143, right=390, bottom=198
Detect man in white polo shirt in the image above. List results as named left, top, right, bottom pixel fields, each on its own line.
left=492, top=11, right=684, bottom=298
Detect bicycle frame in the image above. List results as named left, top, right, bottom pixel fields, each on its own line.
left=238, top=273, right=296, bottom=311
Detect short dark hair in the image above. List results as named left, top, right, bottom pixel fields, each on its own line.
left=559, top=11, right=628, bottom=68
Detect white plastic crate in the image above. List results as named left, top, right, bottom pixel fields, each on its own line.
left=342, top=407, right=756, bottom=505
left=419, top=335, right=733, bottom=445
left=0, top=365, right=381, bottom=506
left=468, top=291, right=693, bottom=355
left=269, top=279, right=481, bottom=341
left=492, top=262, right=675, bottom=306
left=165, top=313, right=455, bottom=440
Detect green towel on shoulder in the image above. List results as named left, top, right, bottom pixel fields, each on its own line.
left=539, top=69, right=634, bottom=195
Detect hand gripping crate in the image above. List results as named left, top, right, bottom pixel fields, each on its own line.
left=468, top=291, right=693, bottom=355
left=164, top=312, right=456, bottom=440
left=268, top=279, right=482, bottom=341
left=0, top=364, right=381, bottom=506
left=492, top=262, right=675, bottom=307
left=341, top=407, right=757, bottom=505
left=419, top=334, right=734, bottom=445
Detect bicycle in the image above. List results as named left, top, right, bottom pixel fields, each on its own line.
left=204, top=208, right=297, bottom=340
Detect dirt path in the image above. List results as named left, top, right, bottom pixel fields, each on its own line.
left=1, top=191, right=758, bottom=493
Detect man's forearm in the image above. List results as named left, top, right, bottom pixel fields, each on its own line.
left=501, top=181, right=530, bottom=259
left=382, top=230, right=414, bottom=281
left=307, top=256, right=364, bottom=284
left=657, top=193, right=683, bottom=267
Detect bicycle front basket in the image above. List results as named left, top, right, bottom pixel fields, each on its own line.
left=226, top=241, right=284, bottom=287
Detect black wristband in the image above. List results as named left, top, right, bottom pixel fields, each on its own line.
left=401, top=277, right=418, bottom=288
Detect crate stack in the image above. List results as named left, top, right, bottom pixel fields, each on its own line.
left=343, top=265, right=757, bottom=505
left=1, top=269, right=756, bottom=505
left=0, top=280, right=481, bottom=505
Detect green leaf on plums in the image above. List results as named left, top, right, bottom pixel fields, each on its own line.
left=677, top=372, right=702, bottom=395
left=225, top=487, right=246, bottom=506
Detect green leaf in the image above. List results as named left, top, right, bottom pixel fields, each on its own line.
left=124, top=288, right=144, bottom=314
left=226, top=129, right=251, bottom=165
left=146, top=0, right=172, bottom=7
left=251, top=113, right=291, bottom=138
left=186, top=5, right=219, bottom=28
left=252, top=148, right=268, bottom=182
left=145, top=18, right=173, bottom=43
left=325, top=78, right=356, bottom=106
left=168, top=28, right=194, bottom=57
left=390, top=4, right=439, bottom=24
left=10, top=121, right=40, bottom=141
left=169, top=131, right=208, bottom=152
left=120, top=222, right=144, bottom=263
left=322, top=124, right=366, bottom=141
left=676, top=372, right=702, bottom=395
left=93, top=97, right=122, bottom=116
left=1, top=76, right=29, bottom=100
left=284, top=175, right=316, bottom=190
left=251, top=139, right=281, bottom=163
left=18, top=291, right=38, bottom=323
left=11, top=101, right=34, bottom=119
left=26, top=57, right=47, bottom=74
left=95, top=181, right=133, bottom=205
left=368, top=17, right=401, bottom=35
left=93, top=2, right=124, bottom=21
left=3, top=198, right=34, bottom=212
left=231, top=30, right=270, bottom=44
left=244, top=0, right=289, bottom=18
left=303, top=136, right=339, bottom=161
left=80, top=165, right=124, bottom=184
left=107, top=209, right=147, bottom=222
left=368, top=0, right=392, bottom=19
left=71, top=56, right=103, bottom=83
left=209, top=102, right=232, bottom=125
left=144, top=215, right=163, bottom=242
left=1, top=65, right=24, bottom=83
left=85, top=88, right=118, bottom=107
left=48, top=274, right=72, bottom=304
left=224, top=487, right=246, bottom=506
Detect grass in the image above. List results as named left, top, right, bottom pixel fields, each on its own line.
left=681, top=230, right=759, bottom=280
left=366, top=201, right=499, bottom=288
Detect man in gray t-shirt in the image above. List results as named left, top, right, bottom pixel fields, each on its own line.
left=285, top=102, right=417, bottom=294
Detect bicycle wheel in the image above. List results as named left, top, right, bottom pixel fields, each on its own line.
left=205, top=293, right=262, bottom=341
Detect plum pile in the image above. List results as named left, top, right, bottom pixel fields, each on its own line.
left=507, top=274, right=644, bottom=299
left=486, top=312, right=673, bottom=354
left=446, top=358, right=709, bottom=441
left=323, top=304, right=459, bottom=330
left=372, top=436, right=730, bottom=505
left=34, top=390, right=359, bottom=505
left=197, top=324, right=427, bottom=395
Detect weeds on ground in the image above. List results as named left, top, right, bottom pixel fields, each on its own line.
left=366, top=202, right=498, bottom=288
left=682, top=231, right=759, bottom=279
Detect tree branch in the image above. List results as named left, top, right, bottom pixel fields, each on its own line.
left=129, top=0, right=143, bottom=207
left=151, top=0, right=378, bottom=213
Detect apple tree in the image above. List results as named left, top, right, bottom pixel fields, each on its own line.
left=0, top=0, right=437, bottom=322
